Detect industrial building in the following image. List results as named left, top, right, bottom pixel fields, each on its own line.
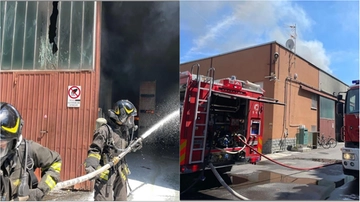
left=0, top=1, right=179, bottom=191
left=180, top=41, right=349, bottom=154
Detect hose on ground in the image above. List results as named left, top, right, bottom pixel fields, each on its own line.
left=209, top=163, right=249, bottom=200
left=206, top=138, right=340, bottom=201
left=239, top=139, right=340, bottom=171
left=181, top=135, right=247, bottom=195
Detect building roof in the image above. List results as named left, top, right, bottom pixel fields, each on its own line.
left=180, top=41, right=349, bottom=87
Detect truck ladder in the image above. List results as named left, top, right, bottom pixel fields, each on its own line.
left=189, top=66, right=215, bottom=164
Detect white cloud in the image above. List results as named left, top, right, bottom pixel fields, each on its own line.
left=188, top=15, right=237, bottom=54
left=180, top=0, right=333, bottom=73
left=180, top=1, right=228, bottom=35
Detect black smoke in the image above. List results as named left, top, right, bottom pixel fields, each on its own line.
left=99, top=2, right=179, bottom=147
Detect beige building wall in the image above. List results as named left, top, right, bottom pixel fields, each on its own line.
left=270, top=44, right=319, bottom=151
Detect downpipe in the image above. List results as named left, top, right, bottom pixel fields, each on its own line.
left=53, top=137, right=143, bottom=190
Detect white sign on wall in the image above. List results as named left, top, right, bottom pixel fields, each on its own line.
left=67, top=85, right=81, bottom=108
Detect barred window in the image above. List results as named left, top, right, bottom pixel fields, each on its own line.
left=0, top=1, right=95, bottom=70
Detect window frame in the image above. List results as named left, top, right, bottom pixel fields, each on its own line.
left=0, top=1, right=96, bottom=71
left=345, top=88, right=359, bottom=114
left=319, top=96, right=335, bottom=119
left=311, top=93, right=317, bottom=110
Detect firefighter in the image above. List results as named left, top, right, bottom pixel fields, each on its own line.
left=84, top=100, right=142, bottom=201
left=0, top=102, right=62, bottom=201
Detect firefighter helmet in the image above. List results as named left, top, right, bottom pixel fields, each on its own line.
left=108, top=100, right=137, bottom=128
left=0, top=102, right=23, bottom=162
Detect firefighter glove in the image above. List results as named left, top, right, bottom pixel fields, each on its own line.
left=131, top=139, right=142, bottom=153
left=133, top=125, right=138, bottom=131
left=99, top=169, right=110, bottom=181
left=85, top=166, right=100, bottom=181
left=27, top=188, right=44, bottom=201
left=120, top=164, right=131, bottom=181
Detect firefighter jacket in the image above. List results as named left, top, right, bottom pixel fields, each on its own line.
left=0, top=139, right=62, bottom=200
left=85, top=124, right=130, bottom=181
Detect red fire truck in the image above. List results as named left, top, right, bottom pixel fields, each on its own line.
left=337, top=79, right=359, bottom=179
left=180, top=64, right=284, bottom=175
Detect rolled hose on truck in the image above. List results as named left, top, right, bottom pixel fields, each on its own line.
left=207, top=138, right=341, bottom=201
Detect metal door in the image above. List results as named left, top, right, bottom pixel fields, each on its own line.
left=14, top=73, right=55, bottom=179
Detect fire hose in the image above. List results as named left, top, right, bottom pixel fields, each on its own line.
left=239, top=139, right=340, bottom=171
left=208, top=138, right=340, bottom=200
left=215, top=135, right=247, bottom=155
left=7, top=139, right=141, bottom=201
left=53, top=137, right=143, bottom=191
left=209, top=162, right=250, bottom=200
left=5, top=110, right=180, bottom=201
left=53, top=110, right=178, bottom=191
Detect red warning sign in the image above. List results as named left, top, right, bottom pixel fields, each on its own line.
left=67, top=85, right=81, bottom=108
left=68, top=86, right=81, bottom=99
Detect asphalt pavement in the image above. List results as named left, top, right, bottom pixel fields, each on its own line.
left=181, top=142, right=357, bottom=201
left=327, top=178, right=359, bottom=200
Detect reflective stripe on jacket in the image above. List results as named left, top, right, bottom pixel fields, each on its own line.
left=0, top=139, right=62, bottom=200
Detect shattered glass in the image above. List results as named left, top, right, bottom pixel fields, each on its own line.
left=0, top=1, right=95, bottom=70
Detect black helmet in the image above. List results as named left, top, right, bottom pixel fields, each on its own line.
left=0, top=102, right=23, bottom=162
left=108, top=100, right=137, bottom=128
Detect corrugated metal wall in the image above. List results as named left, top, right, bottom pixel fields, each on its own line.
left=0, top=2, right=102, bottom=191
left=0, top=71, right=98, bottom=190
left=0, top=72, right=16, bottom=103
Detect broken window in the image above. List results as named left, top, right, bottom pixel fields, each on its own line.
left=0, top=1, right=95, bottom=70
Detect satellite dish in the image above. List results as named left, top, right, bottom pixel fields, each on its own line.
left=285, top=39, right=295, bottom=50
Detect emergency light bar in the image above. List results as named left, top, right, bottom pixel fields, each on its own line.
left=352, top=80, right=359, bottom=85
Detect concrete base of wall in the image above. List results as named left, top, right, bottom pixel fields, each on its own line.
left=263, top=138, right=296, bottom=154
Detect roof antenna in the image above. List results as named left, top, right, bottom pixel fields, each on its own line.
left=285, top=24, right=297, bottom=78
left=286, top=24, right=296, bottom=53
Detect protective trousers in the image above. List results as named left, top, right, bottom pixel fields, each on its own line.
left=0, top=171, right=11, bottom=201
left=94, top=169, right=127, bottom=201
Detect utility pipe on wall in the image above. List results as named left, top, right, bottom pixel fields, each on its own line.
left=282, top=49, right=302, bottom=142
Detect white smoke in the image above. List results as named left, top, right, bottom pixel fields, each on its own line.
left=181, top=1, right=333, bottom=73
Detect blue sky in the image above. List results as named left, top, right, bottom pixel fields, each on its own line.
left=180, top=0, right=359, bottom=86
